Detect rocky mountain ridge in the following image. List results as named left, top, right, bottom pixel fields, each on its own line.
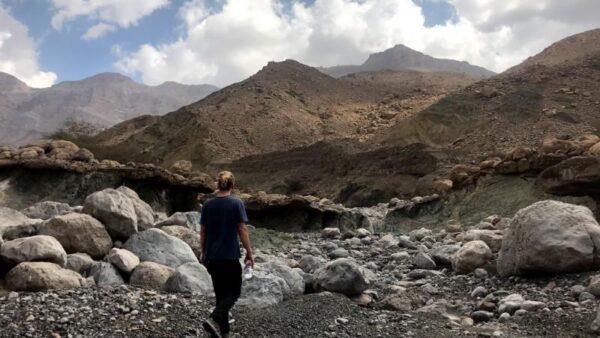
left=0, top=72, right=218, bottom=145
left=320, top=43, right=496, bottom=78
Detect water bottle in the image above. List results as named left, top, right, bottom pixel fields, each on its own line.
left=243, top=263, right=253, bottom=280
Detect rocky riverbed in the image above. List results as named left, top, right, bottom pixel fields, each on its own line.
left=2, top=183, right=600, bottom=337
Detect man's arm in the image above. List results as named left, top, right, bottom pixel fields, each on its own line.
left=238, top=223, right=254, bottom=267
left=199, top=225, right=207, bottom=263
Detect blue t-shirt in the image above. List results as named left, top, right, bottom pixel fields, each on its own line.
left=200, top=195, right=249, bottom=261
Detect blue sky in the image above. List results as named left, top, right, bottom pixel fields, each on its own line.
left=2, top=0, right=455, bottom=84
left=0, top=0, right=598, bottom=88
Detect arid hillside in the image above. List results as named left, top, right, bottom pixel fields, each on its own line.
left=86, top=60, right=478, bottom=168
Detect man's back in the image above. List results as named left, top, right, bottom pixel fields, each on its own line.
left=201, top=195, right=248, bottom=261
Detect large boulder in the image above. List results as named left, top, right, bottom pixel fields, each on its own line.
left=106, top=248, right=140, bottom=273
left=161, top=225, right=201, bottom=257
left=498, top=200, right=600, bottom=276
left=87, top=262, right=125, bottom=287
left=82, top=186, right=154, bottom=240
left=429, top=244, right=461, bottom=266
left=66, top=253, right=95, bottom=274
left=22, top=201, right=72, bottom=220
left=130, top=261, right=175, bottom=290
left=539, top=156, right=600, bottom=196
left=164, top=262, right=213, bottom=294
left=238, top=270, right=286, bottom=308
left=0, top=207, right=39, bottom=237
left=37, top=213, right=112, bottom=259
left=6, top=262, right=87, bottom=291
left=155, top=211, right=201, bottom=232
left=313, top=258, right=370, bottom=296
left=452, top=240, right=492, bottom=274
left=0, top=235, right=67, bottom=266
left=298, top=255, right=327, bottom=273
left=123, top=228, right=198, bottom=268
left=259, top=261, right=305, bottom=298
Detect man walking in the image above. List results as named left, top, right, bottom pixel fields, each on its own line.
left=200, top=171, right=254, bottom=338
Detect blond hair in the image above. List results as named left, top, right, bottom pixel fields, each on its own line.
left=217, top=171, right=235, bottom=191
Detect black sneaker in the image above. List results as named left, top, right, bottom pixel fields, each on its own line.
left=202, top=318, right=222, bottom=338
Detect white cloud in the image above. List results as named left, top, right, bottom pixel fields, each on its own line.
left=51, top=0, right=169, bottom=38
left=82, top=22, right=116, bottom=40
left=115, top=0, right=600, bottom=87
left=0, top=6, right=56, bottom=88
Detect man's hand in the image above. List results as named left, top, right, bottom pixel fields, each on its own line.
left=244, top=253, right=255, bottom=268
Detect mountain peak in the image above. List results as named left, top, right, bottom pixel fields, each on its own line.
left=0, top=72, right=30, bottom=92
left=83, top=72, right=135, bottom=83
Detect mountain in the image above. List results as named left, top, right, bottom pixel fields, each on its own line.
left=85, top=60, right=479, bottom=168
left=226, top=29, right=600, bottom=205
left=508, top=28, right=600, bottom=73
left=377, top=30, right=600, bottom=161
left=0, top=72, right=218, bottom=144
left=320, top=44, right=496, bottom=78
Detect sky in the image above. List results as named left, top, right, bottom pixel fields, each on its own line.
left=0, top=0, right=599, bottom=88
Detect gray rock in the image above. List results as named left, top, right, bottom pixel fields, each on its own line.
left=471, top=310, right=494, bottom=323
left=298, top=255, right=327, bottom=273
left=378, top=234, right=399, bottom=248
left=238, top=270, right=285, bottom=308
left=498, top=201, right=600, bottom=276
left=82, top=187, right=154, bottom=240
left=6, top=262, right=87, bottom=291
left=413, top=252, right=436, bottom=270
left=409, top=228, right=432, bottom=242
left=155, top=211, right=201, bottom=232
left=452, top=240, right=492, bottom=274
left=260, top=261, right=305, bottom=298
left=398, top=236, right=417, bottom=249
left=164, top=262, right=213, bottom=294
left=429, top=244, right=461, bottom=265
left=321, top=227, right=341, bottom=239
left=1, top=235, right=67, bottom=267
left=38, top=213, right=112, bottom=259
left=329, top=248, right=349, bottom=259
left=66, top=253, right=94, bottom=273
left=161, top=225, right=201, bottom=257
left=106, top=248, right=139, bottom=273
left=313, top=258, right=370, bottom=296
left=87, top=262, right=125, bottom=286
left=123, top=228, right=198, bottom=268
left=22, top=201, right=72, bottom=220
left=130, top=261, right=175, bottom=290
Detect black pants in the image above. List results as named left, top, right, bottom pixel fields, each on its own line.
left=205, top=260, right=242, bottom=334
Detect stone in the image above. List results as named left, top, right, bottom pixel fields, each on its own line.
left=460, top=229, right=503, bottom=252
left=589, top=275, right=600, bottom=296
left=298, top=255, right=327, bottom=273
left=391, top=251, right=411, bottom=262
left=321, top=227, right=341, bottom=239
left=452, top=240, right=492, bottom=274
left=123, top=228, right=198, bottom=268
left=0, top=206, right=37, bottom=230
left=313, top=258, right=370, bottom=296
left=356, top=228, right=371, bottom=238
left=238, top=270, right=285, bottom=308
left=161, top=225, right=201, bottom=257
left=155, top=211, right=201, bottom=232
left=498, top=201, right=600, bottom=276
left=432, top=179, right=453, bottom=194
left=409, top=228, right=432, bottom=242
left=378, top=234, right=399, bottom=248
left=130, top=262, right=175, bottom=290
left=591, top=306, right=600, bottom=333
left=38, top=213, right=113, bottom=259
left=429, top=244, right=461, bottom=265
left=71, top=148, right=94, bottom=162
left=471, top=286, right=487, bottom=298
left=329, top=248, right=349, bottom=259
left=82, top=186, right=154, bottom=240
left=414, top=252, right=436, bottom=270
left=22, top=201, right=72, bottom=220
left=588, top=142, right=600, bottom=156
left=445, top=219, right=462, bottom=233
left=471, top=310, right=494, bottom=323
left=170, top=160, right=193, bottom=173
left=164, top=262, right=213, bottom=294
left=1, top=235, right=67, bottom=267
left=66, top=253, right=94, bottom=274
left=87, top=262, right=125, bottom=287
left=498, top=294, right=524, bottom=315
left=6, top=262, right=87, bottom=291
left=260, top=261, right=305, bottom=298
left=106, top=248, right=140, bottom=273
